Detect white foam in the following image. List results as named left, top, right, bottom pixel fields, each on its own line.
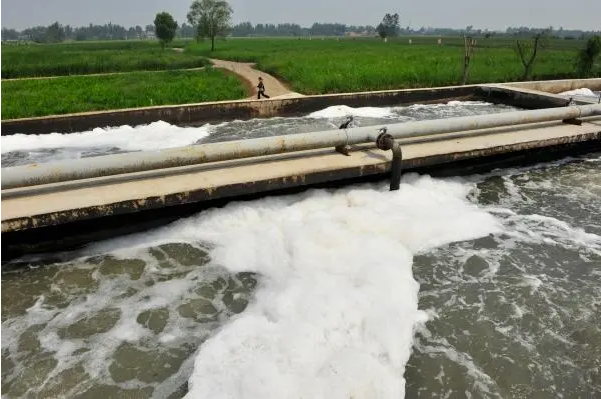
left=307, top=105, right=396, bottom=118
left=306, top=101, right=494, bottom=119
left=0, top=121, right=211, bottom=155
left=400, top=100, right=493, bottom=110
left=87, top=174, right=499, bottom=399
left=559, top=88, right=598, bottom=97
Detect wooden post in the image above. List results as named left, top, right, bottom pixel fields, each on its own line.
left=461, top=36, right=477, bottom=85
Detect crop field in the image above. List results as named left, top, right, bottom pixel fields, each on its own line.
left=1, top=39, right=203, bottom=79
left=188, top=37, right=597, bottom=94
left=1, top=68, right=247, bottom=119
left=2, top=36, right=598, bottom=119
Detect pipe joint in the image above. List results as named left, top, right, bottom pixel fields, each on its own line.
left=376, top=131, right=394, bottom=151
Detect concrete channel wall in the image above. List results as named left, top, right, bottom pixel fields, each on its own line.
left=2, top=80, right=601, bottom=259
left=0, top=85, right=475, bottom=135
left=504, top=78, right=601, bottom=93
left=2, top=78, right=600, bottom=135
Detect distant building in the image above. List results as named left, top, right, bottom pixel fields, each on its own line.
left=345, top=31, right=371, bottom=37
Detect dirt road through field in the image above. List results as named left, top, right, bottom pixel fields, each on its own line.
left=208, top=58, right=304, bottom=100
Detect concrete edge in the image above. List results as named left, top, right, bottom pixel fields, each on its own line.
left=2, top=78, right=599, bottom=135
left=475, top=84, right=599, bottom=109
left=3, top=130, right=600, bottom=234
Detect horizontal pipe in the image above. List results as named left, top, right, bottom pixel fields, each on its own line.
left=0, top=123, right=558, bottom=200
left=2, top=104, right=601, bottom=189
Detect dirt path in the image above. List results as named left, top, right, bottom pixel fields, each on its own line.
left=208, top=58, right=304, bottom=100
left=4, top=50, right=304, bottom=101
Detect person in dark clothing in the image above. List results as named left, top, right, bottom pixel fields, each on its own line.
left=257, top=77, right=270, bottom=99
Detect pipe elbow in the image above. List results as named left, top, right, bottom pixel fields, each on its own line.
left=391, top=140, right=403, bottom=156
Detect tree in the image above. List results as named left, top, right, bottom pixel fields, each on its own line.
left=461, top=36, right=477, bottom=85
left=376, top=13, right=400, bottom=40
left=187, top=0, right=233, bottom=51
left=154, top=12, right=178, bottom=48
left=45, top=21, right=65, bottom=43
left=576, top=35, right=601, bottom=77
left=515, top=31, right=548, bottom=80
left=1, top=28, right=20, bottom=41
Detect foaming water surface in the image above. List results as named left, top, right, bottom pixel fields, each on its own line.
left=1, top=101, right=515, bottom=167
left=2, top=102, right=600, bottom=398
left=407, top=153, right=601, bottom=398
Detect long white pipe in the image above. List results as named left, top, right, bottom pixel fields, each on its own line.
left=2, top=104, right=600, bottom=189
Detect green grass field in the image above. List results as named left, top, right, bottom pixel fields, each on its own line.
left=188, top=37, right=598, bottom=94
left=1, top=40, right=205, bottom=79
left=2, top=36, right=598, bottom=119
left=1, top=68, right=247, bottom=119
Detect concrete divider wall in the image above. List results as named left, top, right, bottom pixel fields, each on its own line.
left=1, top=79, right=599, bottom=136
left=503, top=78, right=601, bottom=94
left=476, top=85, right=598, bottom=110
left=0, top=86, right=476, bottom=135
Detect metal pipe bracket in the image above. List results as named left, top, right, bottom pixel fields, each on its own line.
left=376, top=130, right=394, bottom=151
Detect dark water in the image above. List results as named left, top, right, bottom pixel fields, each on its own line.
left=407, top=154, right=601, bottom=398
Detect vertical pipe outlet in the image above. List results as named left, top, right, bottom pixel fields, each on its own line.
left=376, top=131, right=404, bottom=191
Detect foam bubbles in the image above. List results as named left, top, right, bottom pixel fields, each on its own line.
left=559, top=88, right=598, bottom=97
left=308, top=105, right=397, bottom=118
left=307, top=101, right=496, bottom=119
left=149, top=175, right=500, bottom=399
left=0, top=121, right=211, bottom=155
left=83, top=174, right=501, bottom=398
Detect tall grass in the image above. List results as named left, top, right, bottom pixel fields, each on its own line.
left=188, top=37, right=595, bottom=94
left=1, top=68, right=247, bottom=119
left=1, top=40, right=207, bottom=79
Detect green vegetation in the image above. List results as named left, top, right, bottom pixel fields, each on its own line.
left=187, top=37, right=597, bottom=94
left=2, top=36, right=598, bottom=119
left=376, top=13, right=400, bottom=40
left=154, top=12, right=179, bottom=49
left=1, top=40, right=205, bottom=79
left=187, top=0, right=234, bottom=52
left=577, top=35, right=601, bottom=77
left=1, top=68, right=247, bottom=119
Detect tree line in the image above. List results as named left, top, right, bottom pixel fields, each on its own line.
left=1, top=22, right=198, bottom=42
left=3, top=19, right=600, bottom=43
left=2, top=0, right=599, bottom=79
left=229, top=23, right=377, bottom=37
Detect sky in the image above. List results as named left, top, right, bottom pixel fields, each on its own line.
left=1, top=0, right=600, bottom=31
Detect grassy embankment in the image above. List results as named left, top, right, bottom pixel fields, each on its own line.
left=1, top=69, right=247, bottom=119
left=187, top=36, right=597, bottom=94
left=1, top=40, right=248, bottom=119
left=1, top=40, right=202, bottom=78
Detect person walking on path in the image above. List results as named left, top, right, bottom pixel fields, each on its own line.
left=257, top=77, right=270, bottom=99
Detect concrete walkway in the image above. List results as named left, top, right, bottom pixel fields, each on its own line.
left=208, top=58, right=305, bottom=100
left=4, top=118, right=601, bottom=232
